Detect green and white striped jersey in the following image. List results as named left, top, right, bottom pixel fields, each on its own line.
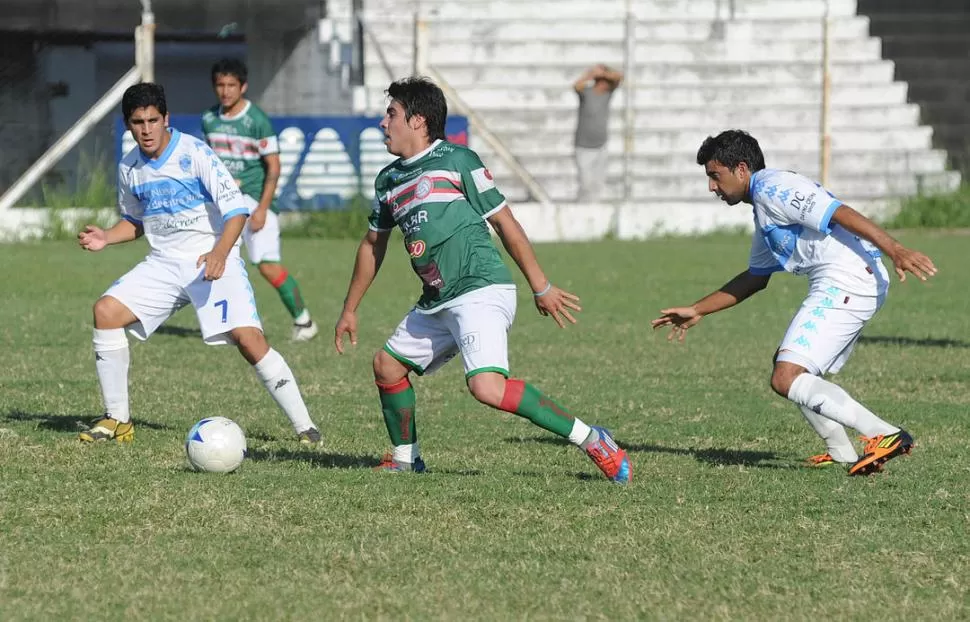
left=202, top=100, right=279, bottom=211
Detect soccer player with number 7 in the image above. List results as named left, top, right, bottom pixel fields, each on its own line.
left=333, top=77, right=631, bottom=483
left=77, top=82, right=322, bottom=446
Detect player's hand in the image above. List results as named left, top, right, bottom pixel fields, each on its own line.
left=197, top=249, right=229, bottom=281
left=651, top=306, right=703, bottom=342
left=334, top=310, right=358, bottom=354
left=78, top=225, right=107, bottom=252
left=888, top=245, right=937, bottom=283
left=248, top=209, right=267, bottom=233
left=534, top=284, right=581, bottom=328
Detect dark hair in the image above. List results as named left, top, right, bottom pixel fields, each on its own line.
left=211, top=58, right=248, bottom=85
left=386, top=76, right=447, bottom=142
left=122, top=82, right=167, bottom=120
left=696, top=129, right=766, bottom=172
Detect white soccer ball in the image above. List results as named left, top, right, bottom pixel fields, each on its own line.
left=185, top=417, right=247, bottom=473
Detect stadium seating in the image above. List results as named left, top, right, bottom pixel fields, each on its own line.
left=345, top=0, right=960, bottom=218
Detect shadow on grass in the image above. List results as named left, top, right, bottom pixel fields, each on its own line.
left=247, top=447, right=382, bottom=469
left=859, top=335, right=970, bottom=349
left=623, top=442, right=794, bottom=469
left=154, top=325, right=198, bottom=339
left=1, top=409, right=174, bottom=432
left=507, top=436, right=794, bottom=469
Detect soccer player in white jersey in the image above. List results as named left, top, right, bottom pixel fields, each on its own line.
left=77, top=82, right=323, bottom=445
left=333, top=77, right=631, bottom=483
left=652, top=130, right=937, bottom=476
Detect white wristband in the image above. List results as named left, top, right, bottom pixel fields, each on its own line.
left=533, top=282, right=552, bottom=297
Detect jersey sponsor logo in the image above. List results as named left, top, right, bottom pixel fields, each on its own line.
left=401, top=210, right=428, bottom=236
left=407, top=239, right=426, bottom=258
left=791, top=190, right=818, bottom=221
left=471, top=167, right=495, bottom=193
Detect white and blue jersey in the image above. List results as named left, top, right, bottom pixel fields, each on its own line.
left=747, top=169, right=889, bottom=297
left=118, top=129, right=250, bottom=260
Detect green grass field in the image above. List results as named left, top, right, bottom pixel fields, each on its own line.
left=1, top=233, right=968, bottom=620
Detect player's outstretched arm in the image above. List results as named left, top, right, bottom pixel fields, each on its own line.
left=487, top=206, right=581, bottom=328
left=651, top=270, right=770, bottom=342
left=335, top=228, right=391, bottom=354
left=831, top=205, right=937, bottom=282
left=78, top=219, right=142, bottom=252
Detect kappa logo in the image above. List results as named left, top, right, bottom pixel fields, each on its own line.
left=414, top=176, right=434, bottom=200
left=407, top=240, right=426, bottom=258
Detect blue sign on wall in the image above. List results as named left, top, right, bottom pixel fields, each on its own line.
left=116, top=115, right=469, bottom=211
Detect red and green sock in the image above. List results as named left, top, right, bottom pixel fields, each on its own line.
left=377, top=377, right=417, bottom=447
left=499, top=379, right=590, bottom=442
left=267, top=266, right=307, bottom=320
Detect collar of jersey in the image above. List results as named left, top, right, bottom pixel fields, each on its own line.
left=748, top=168, right=763, bottom=198
left=401, top=139, right=442, bottom=166
left=140, top=128, right=181, bottom=169
left=219, top=100, right=251, bottom=121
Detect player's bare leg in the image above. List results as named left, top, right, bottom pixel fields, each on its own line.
left=81, top=296, right=138, bottom=442
left=258, top=262, right=317, bottom=342
left=232, top=326, right=320, bottom=444
left=372, top=349, right=424, bottom=472
left=467, top=372, right=631, bottom=483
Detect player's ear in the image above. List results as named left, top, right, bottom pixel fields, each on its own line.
left=163, top=112, right=170, bottom=127
left=409, top=113, right=427, bottom=133
left=241, top=82, right=248, bottom=96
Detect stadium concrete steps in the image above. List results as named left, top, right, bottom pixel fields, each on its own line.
left=356, top=0, right=958, bottom=211
left=857, top=0, right=970, bottom=171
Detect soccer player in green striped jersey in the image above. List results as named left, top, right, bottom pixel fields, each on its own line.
left=203, top=59, right=318, bottom=342
left=333, top=77, right=631, bottom=483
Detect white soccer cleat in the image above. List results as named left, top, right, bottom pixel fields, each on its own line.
left=292, top=319, right=319, bottom=342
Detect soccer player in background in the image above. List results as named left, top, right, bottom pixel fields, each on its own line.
left=77, top=82, right=323, bottom=445
left=652, top=129, right=937, bottom=476
left=203, top=58, right=318, bottom=342
left=333, top=77, right=631, bottom=483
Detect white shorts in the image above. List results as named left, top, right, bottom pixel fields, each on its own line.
left=776, top=283, right=885, bottom=375
left=384, top=285, right=517, bottom=378
left=241, top=196, right=282, bottom=264
left=103, top=253, right=263, bottom=345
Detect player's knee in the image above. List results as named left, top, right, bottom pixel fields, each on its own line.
left=233, top=328, right=269, bottom=364
left=467, top=374, right=506, bottom=408
left=770, top=364, right=803, bottom=397
left=258, top=262, right=284, bottom=282
left=92, top=296, right=128, bottom=329
left=373, top=349, right=407, bottom=385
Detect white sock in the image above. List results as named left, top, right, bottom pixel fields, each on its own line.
left=392, top=442, right=420, bottom=463
left=93, top=328, right=130, bottom=423
left=798, top=405, right=858, bottom=463
left=788, top=374, right=899, bottom=438
left=294, top=309, right=311, bottom=325
left=253, top=348, right=315, bottom=433
left=568, top=418, right=593, bottom=446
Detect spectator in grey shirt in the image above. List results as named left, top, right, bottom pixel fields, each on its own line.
left=573, top=64, right=623, bottom=202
